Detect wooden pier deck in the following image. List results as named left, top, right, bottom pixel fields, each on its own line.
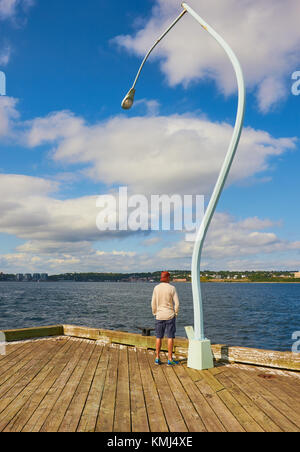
left=0, top=330, right=300, bottom=432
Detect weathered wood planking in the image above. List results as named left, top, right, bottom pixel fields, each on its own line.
left=62, top=325, right=300, bottom=372
left=0, top=338, right=299, bottom=432
left=211, top=344, right=300, bottom=372
left=2, top=324, right=299, bottom=372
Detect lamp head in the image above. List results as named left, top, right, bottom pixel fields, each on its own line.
left=121, top=88, right=136, bottom=110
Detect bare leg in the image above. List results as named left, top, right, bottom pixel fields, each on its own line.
left=156, top=338, right=162, bottom=359
left=168, top=338, right=174, bottom=361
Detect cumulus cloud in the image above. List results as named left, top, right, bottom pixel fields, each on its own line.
left=25, top=110, right=297, bottom=196
left=0, top=0, right=34, bottom=20
left=0, top=174, right=144, bottom=273
left=0, top=174, right=105, bottom=243
left=0, top=45, right=11, bottom=66
left=0, top=97, right=19, bottom=137
left=114, top=0, right=300, bottom=112
left=157, top=212, right=300, bottom=270
left=0, top=173, right=298, bottom=273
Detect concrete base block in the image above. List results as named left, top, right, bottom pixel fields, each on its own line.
left=185, top=326, right=214, bottom=370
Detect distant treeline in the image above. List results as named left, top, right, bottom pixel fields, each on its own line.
left=1, top=270, right=300, bottom=283
left=47, top=272, right=163, bottom=282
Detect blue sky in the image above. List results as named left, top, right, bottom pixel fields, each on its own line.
left=0, top=0, right=299, bottom=274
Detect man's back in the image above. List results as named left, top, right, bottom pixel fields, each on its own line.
left=152, top=283, right=180, bottom=321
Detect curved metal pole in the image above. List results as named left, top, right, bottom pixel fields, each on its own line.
left=121, top=3, right=246, bottom=346
left=132, top=10, right=187, bottom=90
left=182, top=3, right=246, bottom=341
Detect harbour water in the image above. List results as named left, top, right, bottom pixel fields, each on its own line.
left=0, top=281, right=299, bottom=352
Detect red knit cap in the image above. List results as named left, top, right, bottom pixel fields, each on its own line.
left=160, top=271, right=170, bottom=282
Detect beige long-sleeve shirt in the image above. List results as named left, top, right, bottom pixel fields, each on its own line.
left=151, top=283, right=180, bottom=321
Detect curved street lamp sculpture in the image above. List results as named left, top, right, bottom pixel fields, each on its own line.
left=122, top=3, right=246, bottom=370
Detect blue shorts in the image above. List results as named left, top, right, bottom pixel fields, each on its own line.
left=155, top=317, right=176, bottom=339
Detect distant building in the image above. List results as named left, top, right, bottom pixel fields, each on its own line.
left=33, top=273, right=41, bottom=281
left=40, top=274, right=48, bottom=281
left=16, top=274, right=24, bottom=281
left=294, top=272, right=300, bottom=278
left=173, top=278, right=187, bottom=283
left=24, top=274, right=32, bottom=281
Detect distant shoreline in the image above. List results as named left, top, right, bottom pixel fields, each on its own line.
left=1, top=280, right=300, bottom=284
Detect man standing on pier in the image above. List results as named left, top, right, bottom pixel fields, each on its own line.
left=151, top=271, right=180, bottom=366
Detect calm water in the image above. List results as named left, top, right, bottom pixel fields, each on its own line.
left=0, top=282, right=299, bottom=352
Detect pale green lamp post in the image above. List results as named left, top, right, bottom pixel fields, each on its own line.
left=122, top=3, right=246, bottom=370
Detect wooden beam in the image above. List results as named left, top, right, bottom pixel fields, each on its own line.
left=2, top=325, right=299, bottom=372
left=62, top=325, right=182, bottom=352
left=62, top=325, right=300, bottom=372
left=3, top=326, right=64, bottom=343
left=211, top=344, right=300, bottom=372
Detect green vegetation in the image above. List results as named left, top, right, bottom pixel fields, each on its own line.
left=1, top=270, right=300, bottom=283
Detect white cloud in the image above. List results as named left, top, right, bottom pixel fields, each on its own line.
left=0, top=174, right=143, bottom=273
left=26, top=110, right=297, bottom=196
left=0, top=173, right=298, bottom=273
left=0, top=0, right=35, bottom=66
left=0, top=0, right=33, bottom=20
left=114, top=0, right=300, bottom=112
left=157, top=212, right=300, bottom=270
left=0, top=97, right=19, bottom=136
left=0, top=45, right=11, bottom=66
left=0, top=0, right=18, bottom=19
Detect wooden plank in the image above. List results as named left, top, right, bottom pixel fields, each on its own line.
left=174, top=364, right=225, bottom=432
left=224, top=368, right=299, bottom=432
left=217, top=388, right=264, bottom=432
left=39, top=341, right=95, bottom=432
left=136, top=348, right=168, bottom=432
left=183, top=365, right=203, bottom=382
left=207, top=364, right=229, bottom=376
left=195, top=377, right=245, bottom=432
left=216, top=372, right=282, bottom=432
left=3, top=326, right=64, bottom=342
left=22, top=339, right=89, bottom=432
left=160, top=353, right=208, bottom=432
left=63, top=324, right=175, bottom=353
left=212, top=344, right=300, bottom=372
left=146, top=351, right=188, bottom=432
left=3, top=325, right=299, bottom=372
left=77, top=345, right=109, bottom=432
left=251, top=374, right=300, bottom=416
left=95, top=345, right=119, bottom=432
left=0, top=341, right=42, bottom=389
left=231, top=367, right=300, bottom=430
left=3, top=339, right=74, bottom=432
left=114, top=347, right=131, bottom=432
left=266, top=375, right=300, bottom=401
left=0, top=340, right=61, bottom=416
left=200, top=370, right=225, bottom=393
left=128, top=348, right=149, bottom=433
left=0, top=342, right=30, bottom=363
left=58, top=343, right=102, bottom=432
left=0, top=339, right=68, bottom=431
